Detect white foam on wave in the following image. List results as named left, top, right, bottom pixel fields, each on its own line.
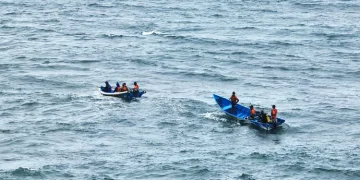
left=141, top=30, right=161, bottom=35
left=203, top=112, right=227, bottom=122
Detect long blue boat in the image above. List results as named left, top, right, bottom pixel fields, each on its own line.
left=99, top=86, right=146, bottom=99
left=213, top=94, right=285, bottom=130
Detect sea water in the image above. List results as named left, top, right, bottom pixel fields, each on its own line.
left=0, top=0, right=359, bottom=179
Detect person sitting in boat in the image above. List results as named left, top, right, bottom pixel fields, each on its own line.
left=114, top=82, right=121, bottom=92
left=121, top=83, right=128, bottom=92
left=229, top=91, right=239, bottom=109
left=133, top=82, right=139, bottom=92
left=104, top=81, right=112, bottom=92
left=249, top=105, right=256, bottom=119
left=260, top=109, right=270, bottom=123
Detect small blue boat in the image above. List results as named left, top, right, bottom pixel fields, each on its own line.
left=99, top=86, right=146, bottom=99
left=213, top=94, right=285, bottom=130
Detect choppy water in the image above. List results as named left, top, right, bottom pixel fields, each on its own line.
left=1, top=0, right=360, bottom=179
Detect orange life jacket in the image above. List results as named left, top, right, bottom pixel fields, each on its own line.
left=271, top=109, right=277, bottom=119
left=251, top=109, right=256, bottom=115
left=230, top=95, right=238, bottom=103
left=134, top=84, right=139, bottom=90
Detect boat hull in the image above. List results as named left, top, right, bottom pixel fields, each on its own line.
left=99, top=87, right=146, bottom=99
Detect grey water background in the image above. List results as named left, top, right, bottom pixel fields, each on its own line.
left=1, top=0, right=359, bottom=179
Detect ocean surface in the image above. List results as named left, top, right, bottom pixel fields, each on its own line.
left=1, top=0, right=360, bottom=179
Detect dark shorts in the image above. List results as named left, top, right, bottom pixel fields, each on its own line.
left=231, top=102, right=236, bottom=108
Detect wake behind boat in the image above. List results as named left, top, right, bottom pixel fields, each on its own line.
left=213, top=94, right=285, bottom=130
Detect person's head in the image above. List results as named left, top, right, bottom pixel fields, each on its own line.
left=272, top=105, right=276, bottom=109
left=232, top=91, right=235, bottom=95
left=116, top=82, right=120, bottom=87
left=105, top=81, right=109, bottom=85
left=250, top=105, right=253, bottom=109
left=123, top=83, right=126, bottom=86
left=134, top=82, right=137, bottom=85
left=261, top=109, right=264, bottom=113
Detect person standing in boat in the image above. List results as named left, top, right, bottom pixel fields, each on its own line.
left=104, top=81, right=112, bottom=92
left=229, top=91, right=239, bottom=109
left=133, top=82, right=140, bottom=96
left=121, top=83, right=128, bottom=92
left=133, top=82, right=139, bottom=92
left=271, top=105, right=278, bottom=124
left=249, top=105, right=256, bottom=119
left=114, top=82, right=121, bottom=92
